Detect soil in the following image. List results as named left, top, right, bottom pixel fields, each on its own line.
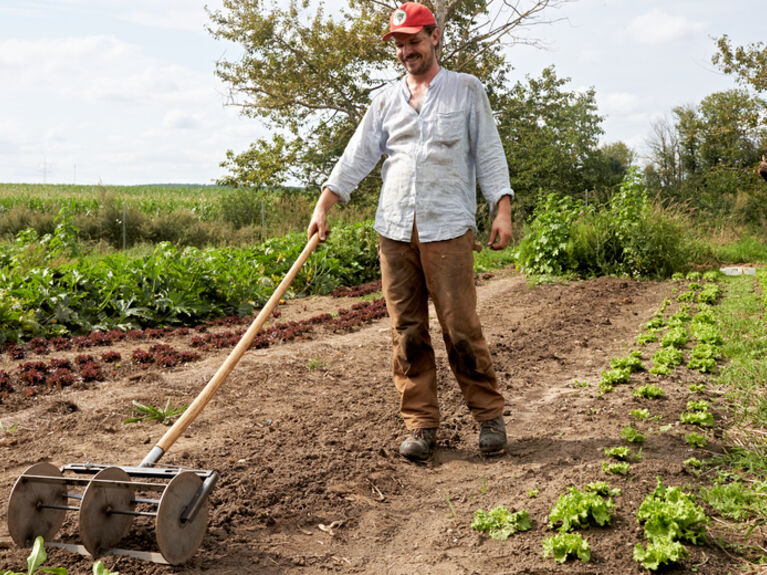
left=0, top=269, right=745, bottom=574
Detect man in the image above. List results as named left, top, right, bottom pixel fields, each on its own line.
left=307, top=2, right=514, bottom=461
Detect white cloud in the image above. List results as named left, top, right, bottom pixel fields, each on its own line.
left=162, top=109, right=202, bottom=130
left=599, top=91, right=641, bottom=115
left=628, top=9, right=707, bottom=46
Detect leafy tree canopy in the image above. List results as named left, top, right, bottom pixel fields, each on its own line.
left=208, top=0, right=568, bottom=194
left=713, top=35, right=767, bottom=93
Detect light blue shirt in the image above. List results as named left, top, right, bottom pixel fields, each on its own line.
left=322, top=68, right=514, bottom=243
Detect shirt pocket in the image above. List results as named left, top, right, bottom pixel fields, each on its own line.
left=433, top=111, right=465, bottom=147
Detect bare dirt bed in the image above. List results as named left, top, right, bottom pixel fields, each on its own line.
left=0, top=270, right=739, bottom=574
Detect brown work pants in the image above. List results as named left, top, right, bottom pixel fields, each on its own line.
left=378, top=227, right=505, bottom=430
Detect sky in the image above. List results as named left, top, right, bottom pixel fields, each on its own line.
left=0, top=0, right=762, bottom=185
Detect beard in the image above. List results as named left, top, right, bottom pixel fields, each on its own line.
left=400, top=47, right=436, bottom=76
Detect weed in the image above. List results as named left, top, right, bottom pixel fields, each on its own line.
left=701, top=481, right=767, bottom=521
left=0, top=420, right=18, bottom=434
left=307, top=356, right=326, bottom=370
left=445, top=494, right=456, bottom=518
left=123, top=399, right=187, bottom=426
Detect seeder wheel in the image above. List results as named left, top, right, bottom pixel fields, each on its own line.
left=79, top=467, right=135, bottom=557
left=156, top=471, right=209, bottom=565
left=7, top=462, right=67, bottom=547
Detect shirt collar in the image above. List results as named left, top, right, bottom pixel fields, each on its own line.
left=399, top=66, right=445, bottom=99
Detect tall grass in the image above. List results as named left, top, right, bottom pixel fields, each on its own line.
left=0, top=183, right=375, bottom=248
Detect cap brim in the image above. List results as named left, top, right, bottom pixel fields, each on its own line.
left=382, top=26, right=423, bottom=41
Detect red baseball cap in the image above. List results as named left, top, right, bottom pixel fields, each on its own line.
left=382, top=2, right=437, bottom=41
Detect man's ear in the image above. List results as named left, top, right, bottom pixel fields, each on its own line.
left=431, top=27, right=440, bottom=47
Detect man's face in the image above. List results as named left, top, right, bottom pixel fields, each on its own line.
left=393, top=28, right=439, bottom=76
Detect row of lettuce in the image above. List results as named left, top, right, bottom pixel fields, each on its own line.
left=471, top=270, right=767, bottom=569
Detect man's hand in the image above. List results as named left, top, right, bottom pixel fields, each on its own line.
left=307, top=187, right=340, bottom=242
left=488, top=195, right=512, bottom=250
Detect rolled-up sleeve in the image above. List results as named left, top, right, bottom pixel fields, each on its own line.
left=469, top=79, right=514, bottom=211
left=322, top=102, right=384, bottom=204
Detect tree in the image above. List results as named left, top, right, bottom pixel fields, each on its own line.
left=495, top=66, right=608, bottom=214
left=645, top=89, right=767, bottom=222
left=207, top=0, right=567, bottom=192
left=644, top=117, right=682, bottom=199
left=713, top=35, right=767, bottom=93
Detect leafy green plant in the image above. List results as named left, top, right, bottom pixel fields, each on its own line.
left=677, top=290, right=696, bottom=302
left=602, top=461, right=630, bottom=475
left=701, top=481, right=767, bottom=521
left=610, top=351, right=645, bottom=372
left=686, top=271, right=702, bottom=281
left=685, top=432, right=707, bottom=448
left=0, top=536, right=67, bottom=575
left=0, top=420, right=18, bottom=434
left=690, top=322, right=723, bottom=345
left=621, top=425, right=646, bottom=444
left=542, top=532, right=591, bottom=563
left=698, top=283, right=721, bottom=304
left=651, top=347, right=684, bottom=374
left=684, top=457, right=702, bottom=468
left=471, top=506, right=531, bottom=540
left=605, top=446, right=632, bottom=460
left=687, top=383, right=706, bottom=394
left=680, top=410, right=715, bottom=427
left=513, top=193, right=582, bottom=276
left=585, top=481, right=621, bottom=497
left=548, top=487, right=614, bottom=531
left=645, top=315, right=666, bottom=330
left=307, top=356, right=326, bottom=370
left=528, top=488, right=540, bottom=498
left=634, top=384, right=666, bottom=399
left=92, top=562, right=119, bottom=575
left=123, top=399, right=187, bottom=425
left=599, top=366, right=631, bottom=391
left=661, top=326, right=690, bottom=349
left=633, top=478, right=708, bottom=570
left=637, top=331, right=658, bottom=345
left=630, top=408, right=650, bottom=420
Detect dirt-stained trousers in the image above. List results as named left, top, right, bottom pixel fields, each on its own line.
left=378, top=225, right=505, bottom=430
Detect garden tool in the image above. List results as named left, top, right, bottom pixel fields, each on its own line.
left=7, top=234, right=321, bottom=565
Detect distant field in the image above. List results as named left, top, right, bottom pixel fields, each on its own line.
left=0, top=183, right=229, bottom=220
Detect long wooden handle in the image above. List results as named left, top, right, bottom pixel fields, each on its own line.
left=150, top=234, right=321, bottom=457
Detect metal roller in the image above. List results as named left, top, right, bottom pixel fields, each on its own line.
left=6, top=234, right=321, bottom=564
